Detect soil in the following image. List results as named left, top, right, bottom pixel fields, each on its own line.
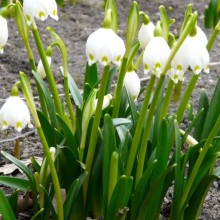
left=0, top=0, right=220, bottom=219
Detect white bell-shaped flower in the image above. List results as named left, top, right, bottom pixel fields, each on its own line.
left=37, top=56, right=52, bottom=79
left=23, top=0, right=58, bottom=26
left=0, top=96, right=32, bottom=132
left=94, top=94, right=112, bottom=111
left=143, top=36, right=170, bottom=77
left=138, top=22, right=155, bottom=49
left=86, top=28, right=125, bottom=66
left=0, top=16, right=8, bottom=54
left=186, top=28, right=209, bottom=74
left=168, top=68, right=184, bottom=84
left=170, top=41, right=189, bottom=83
left=124, top=70, right=140, bottom=100
left=171, top=26, right=209, bottom=78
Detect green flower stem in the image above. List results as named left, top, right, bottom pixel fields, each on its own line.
left=135, top=13, right=197, bottom=184
left=206, top=20, right=220, bottom=52
left=176, top=74, right=199, bottom=123
left=160, top=79, right=175, bottom=120
left=84, top=65, right=110, bottom=201
left=179, top=115, right=220, bottom=212
left=135, top=75, right=165, bottom=184
left=24, top=41, right=49, bottom=120
left=112, top=58, right=128, bottom=118
left=63, top=64, right=76, bottom=132
left=125, top=74, right=156, bottom=176
left=31, top=23, right=63, bottom=116
left=20, top=72, right=64, bottom=220
left=108, top=152, right=119, bottom=204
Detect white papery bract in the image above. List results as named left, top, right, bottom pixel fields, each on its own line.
left=23, top=0, right=59, bottom=26
left=0, top=16, right=8, bottom=54
left=0, top=96, right=31, bottom=132
left=37, top=56, right=52, bottom=78
left=138, top=22, right=155, bottom=49
left=124, top=70, right=140, bottom=100
left=143, top=36, right=170, bottom=77
left=86, top=28, right=125, bottom=66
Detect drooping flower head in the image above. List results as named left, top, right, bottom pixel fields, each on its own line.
left=124, top=70, right=140, bottom=100
left=37, top=56, right=52, bottom=79
left=170, top=25, right=209, bottom=83
left=86, top=9, right=125, bottom=67
left=86, top=28, right=125, bottom=67
left=138, top=13, right=155, bottom=49
left=23, top=0, right=59, bottom=26
left=0, top=96, right=32, bottom=132
left=143, top=36, right=170, bottom=77
left=0, top=15, right=8, bottom=54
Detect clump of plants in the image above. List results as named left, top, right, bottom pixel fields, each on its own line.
left=0, top=0, right=220, bottom=219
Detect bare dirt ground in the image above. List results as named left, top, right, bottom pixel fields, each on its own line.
left=0, top=0, right=220, bottom=219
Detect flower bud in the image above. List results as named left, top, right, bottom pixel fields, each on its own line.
left=0, top=15, right=8, bottom=54
left=124, top=70, right=140, bottom=100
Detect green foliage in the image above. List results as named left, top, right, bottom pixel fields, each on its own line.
left=205, top=0, right=220, bottom=29
left=0, top=1, right=220, bottom=220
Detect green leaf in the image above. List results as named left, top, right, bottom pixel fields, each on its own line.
left=201, top=77, right=220, bottom=140
left=105, top=0, right=118, bottom=32
left=1, top=151, right=35, bottom=185
left=183, top=175, right=216, bottom=220
left=131, top=159, right=157, bottom=220
left=31, top=156, right=41, bottom=173
left=60, top=66, right=83, bottom=107
left=55, top=0, right=64, bottom=6
left=136, top=165, right=175, bottom=219
left=105, top=66, right=118, bottom=94
left=0, top=176, right=29, bottom=191
left=56, top=114, right=78, bottom=158
left=40, top=185, right=57, bottom=220
left=0, top=189, right=16, bottom=220
left=38, top=111, right=57, bottom=148
left=57, top=145, right=81, bottom=190
left=8, top=191, right=18, bottom=215
left=84, top=63, right=98, bottom=100
left=170, top=121, right=183, bottom=219
left=205, top=0, right=220, bottom=28
left=145, top=119, right=169, bottom=219
left=126, top=88, right=139, bottom=125
left=103, top=114, right=117, bottom=214
left=112, top=118, right=131, bottom=127
left=193, top=89, right=209, bottom=141
left=33, top=71, right=57, bottom=128
left=64, top=172, right=87, bottom=220
left=106, top=175, right=133, bottom=220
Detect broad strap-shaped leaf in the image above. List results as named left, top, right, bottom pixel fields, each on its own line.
left=56, top=114, right=78, bottom=158
left=103, top=114, right=117, bottom=215
left=60, top=66, right=83, bottom=107
left=131, top=159, right=157, bottom=220
left=105, top=175, right=133, bottom=220
left=84, top=63, right=98, bottom=100
left=0, top=176, right=29, bottom=191
left=136, top=165, right=175, bottom=220
left=33, top=71, right=57, bottom=128
left=38, top=110, right=57, bottom=148
left=201, top=77, right=220, bottom=140
left=0, top=189, right=16, bottom=220
left=64, top=172, right=87, bottom=220
left=193, top=89, right=209, bottom=141
left=1, top=151, right=35, bottom=184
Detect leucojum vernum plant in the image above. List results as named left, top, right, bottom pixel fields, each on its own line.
left=0, top=0, right=220, bottom=219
